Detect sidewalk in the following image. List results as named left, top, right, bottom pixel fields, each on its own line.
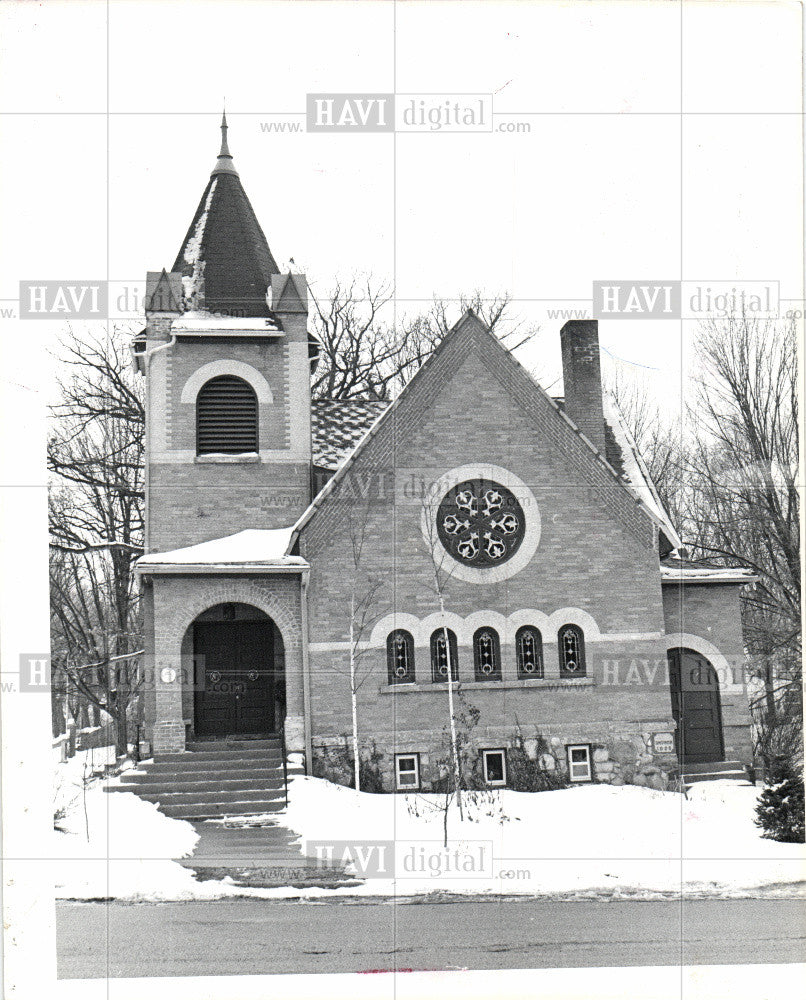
left=180, top=818, right=362, bottom=890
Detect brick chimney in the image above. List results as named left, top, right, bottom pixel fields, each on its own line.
left=560, top=319, right=606, bottom=455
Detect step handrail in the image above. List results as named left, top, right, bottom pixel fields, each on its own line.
left=280, top=722, right=288, bottom=809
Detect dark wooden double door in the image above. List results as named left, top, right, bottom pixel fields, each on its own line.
left=668, top=648, right=724, bottom=764
left=194, top=621, right=276, bottom=737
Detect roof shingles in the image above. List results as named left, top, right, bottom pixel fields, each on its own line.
left=311, top=399, right=389, bottom=471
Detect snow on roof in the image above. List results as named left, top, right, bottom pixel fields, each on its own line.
left=136, top=528, right=308, bottom=574
left=660, top=565, right=757, bottom=584
left=171, top=313, right=281, bottom=335
left=601, top=393, right=682, bottom=550
left=183, top=177, right=217, bottom=269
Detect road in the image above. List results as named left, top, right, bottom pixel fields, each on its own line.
left=56, top=897, right=806, bottom=979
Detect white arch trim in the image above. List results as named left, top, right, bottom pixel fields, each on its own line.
left=369, top=607, right=603, bottom=649
left=664, top=632, right=745, bottom=693
left=180, top=360, right=273, bottom=405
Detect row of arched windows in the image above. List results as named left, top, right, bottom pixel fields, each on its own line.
left=387, top=625, right=586, bottom=685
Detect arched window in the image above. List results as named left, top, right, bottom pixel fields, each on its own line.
left=473, top=628, right=501, bottom=681
left=386, top=630, right=415, bottom=685
left=516, top=626, right=543, bottom=679
left=196, top=375, right=258, bottom=454
left=430, top=628, right=458, bottom=683
left=558, top=624, right=586, bottom=677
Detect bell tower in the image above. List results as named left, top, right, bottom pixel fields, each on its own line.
left=136, top=114, right=313, bottom=553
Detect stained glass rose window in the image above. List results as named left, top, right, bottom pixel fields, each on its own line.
left=436, top=479, right=526, bottom=567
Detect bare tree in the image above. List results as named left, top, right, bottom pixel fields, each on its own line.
left=420, top=491, right=465, bottom=828
left=686, top=313, right=801, bottom=751
left=611, top=314, right=801, bottom=764
left=342, top=494, right=385, bottom=790
left=310, top=279, right=536, bottom=401
left=48, top=326, right=145, bottom=756
left=607, top=370, right=687, bottom=533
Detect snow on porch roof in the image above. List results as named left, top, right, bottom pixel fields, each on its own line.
left=136, top=528, right=308, bottom=575
left=660, top=565, right=757, bottom=584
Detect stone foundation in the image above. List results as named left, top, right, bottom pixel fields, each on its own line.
left=311, top=720, right=686, bottom=793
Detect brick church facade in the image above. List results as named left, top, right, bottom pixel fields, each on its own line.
left=135, top=119, right=754, bottom=791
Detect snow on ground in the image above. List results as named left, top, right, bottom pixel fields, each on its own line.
left=53, top=758, right=806, bottom=901
left=272, top=776, right=806, bottom=900
left=53, top=747, right=244, bottom=901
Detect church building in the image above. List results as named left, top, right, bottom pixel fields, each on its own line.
left=134, top=118, right=755, bottom=794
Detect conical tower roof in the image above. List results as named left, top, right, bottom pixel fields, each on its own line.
left=172, top=112, right=279, bottom=316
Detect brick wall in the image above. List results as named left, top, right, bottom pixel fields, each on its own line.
left=300, top=317, right=678, bottom=785
left=167, top=339, right=290, bottom=453
left=144, top=573, right=304, bottom=755
left=148, top=461, right=311, bottom=551
left=145, top=312, right=312, bottom=553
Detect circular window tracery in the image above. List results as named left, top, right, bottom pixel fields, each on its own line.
left=436, top=479, right=526, bottom=567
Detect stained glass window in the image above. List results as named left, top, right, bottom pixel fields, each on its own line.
left=516, top=626, right=544, bottom=679
left=430, top=628, right=459, bottom=683
left=436, top=479, right=526, bottom=566
left=473, top=628, right=502, bottom=681
left=559, top=624, right=586, bottom=677
left=386, top=630, right=415, bottom=685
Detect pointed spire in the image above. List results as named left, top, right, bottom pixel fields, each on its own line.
left=212, top=107, right=238, bottom=176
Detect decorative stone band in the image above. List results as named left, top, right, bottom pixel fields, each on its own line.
left=378, top=677, right=596, bottom=694
left=369, top=608, right=658, bottom=649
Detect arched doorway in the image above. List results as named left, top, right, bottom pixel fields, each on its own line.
left=192, top=603, right=285, bottom=738
left=667, top=647, right=724, bottom=764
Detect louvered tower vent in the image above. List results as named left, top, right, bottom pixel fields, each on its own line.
left=196, top=375, right=258, bottom=454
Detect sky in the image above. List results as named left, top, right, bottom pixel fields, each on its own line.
left=0, top=0, right=802, bottom=411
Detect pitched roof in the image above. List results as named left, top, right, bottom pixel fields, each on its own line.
left=307, top=382, right=681, bottom=550
left=601, top=394, right=681, bottom=549
left=172, top=114, right=280, bottom=317
left=312, top=399, right=389, bottom=471
left=290, top=310, right=680, bottom=553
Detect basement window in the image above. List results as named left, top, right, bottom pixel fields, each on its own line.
left=567, top=744, right=592, bottom=782
left=395, top=753, right=420, bottom=791
left=481, top=748, right=507, bottom=787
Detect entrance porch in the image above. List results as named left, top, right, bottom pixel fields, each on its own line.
left=138, top=565, right=308, bottom=758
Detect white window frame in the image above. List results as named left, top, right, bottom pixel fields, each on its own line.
left=395, top=753, right=421, bottom=791
left=481, top=748, right=507, bottom=787
left=567, top=744, right=592, bottom=782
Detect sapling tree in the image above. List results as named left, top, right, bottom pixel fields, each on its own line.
left=421, top=489, right=465, bottom=824
left=331, top=488, right=384, bottom=791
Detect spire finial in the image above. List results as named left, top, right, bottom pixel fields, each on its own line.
left=212, top=106, right=238, bottom=176
left=219, top=107, right=231, bottom=158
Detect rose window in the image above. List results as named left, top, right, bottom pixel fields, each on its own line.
left=436, top=479, right=526, bottom=567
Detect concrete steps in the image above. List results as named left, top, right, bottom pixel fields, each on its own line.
left=108, top=739, right=296, bottom=820
left=118, top=774, right=285, bottom=794
left=680, top=760, right=749, bottom=790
